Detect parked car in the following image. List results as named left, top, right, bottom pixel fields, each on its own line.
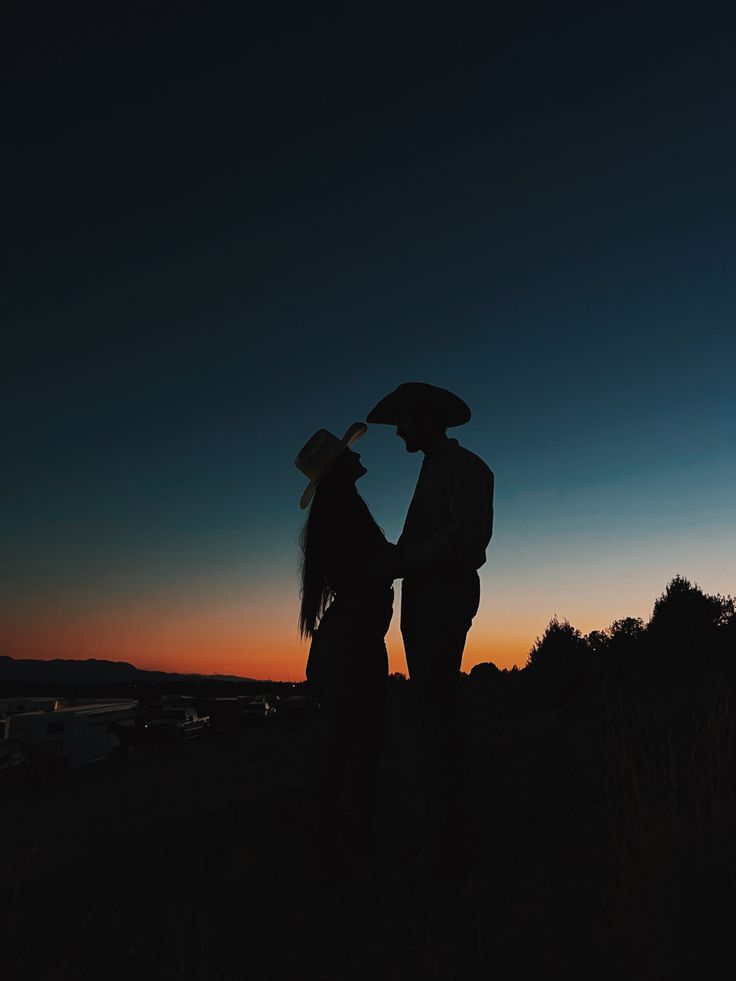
left=250, top=693, right=280, bottom=708
left=241, top=698, right=278, bottom=723
left=143, top=708, right=210, bottom=742
left=279, top=696, right=321, bottom=717
left=202, top=697, right=243, bottom=730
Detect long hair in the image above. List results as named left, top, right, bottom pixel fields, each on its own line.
left=298, top=455, right=383, bottom=638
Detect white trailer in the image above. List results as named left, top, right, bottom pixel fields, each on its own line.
left=8, top=700, right=138, bottom=769
left=0, top=696, right=65, bottom=717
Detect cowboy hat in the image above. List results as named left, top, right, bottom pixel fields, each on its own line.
left=295, top=422, right=367, bottom=510
left=366, top=382, right=471, bottom=427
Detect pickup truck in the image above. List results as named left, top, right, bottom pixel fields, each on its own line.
left=241, top=696, right=278, bottom=723
left=142, top=707, right=210, bottom=742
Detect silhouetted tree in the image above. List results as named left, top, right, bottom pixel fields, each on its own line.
left=586, top=629, right=610, bottom=656
left=723, top=605, right=736, bottom=645
left=648, top=575, right=734, bottom=670
left=599, top=617, right=646, bottom=685
left=611, top=617, right=646, bottom=644
left=525, top=616, right=591, bottom=699
left=469, top=661, right=500, bottom=680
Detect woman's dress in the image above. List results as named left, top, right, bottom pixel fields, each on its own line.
left=305, top=507, right=395, bottom=864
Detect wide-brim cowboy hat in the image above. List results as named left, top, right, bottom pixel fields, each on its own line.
left=366, top=382, right=471, bottom=427
left=295, top=421, right=367, bottom=510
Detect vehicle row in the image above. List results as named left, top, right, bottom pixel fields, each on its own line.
left=0, top=692, right=321, bottom=781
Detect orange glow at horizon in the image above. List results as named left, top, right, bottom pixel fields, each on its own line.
left=3, top=551, right=732, bottom=681
left=0, top=602, right=534, bottom=681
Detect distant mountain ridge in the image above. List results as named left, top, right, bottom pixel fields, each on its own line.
left=0, top=656, right=255, bottom=685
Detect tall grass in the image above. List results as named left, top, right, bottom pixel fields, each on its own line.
left=601, top=681, right=736, bottom=979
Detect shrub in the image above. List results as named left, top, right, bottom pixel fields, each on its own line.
left=525, top=616, right=591, bottom=698
left=469, top=661, right=500, bottom=680
left=599, top=617, right=646, bottom=686
left=648, top=575, right=734, bottom=669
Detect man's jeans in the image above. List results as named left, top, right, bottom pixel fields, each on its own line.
left=401, top=570, right=480, bottom=859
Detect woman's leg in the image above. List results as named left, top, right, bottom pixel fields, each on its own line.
left=340, top=640, right=388, bottom=862
left=304, top=624, right=388, bottom=873
left=302, top=624, right=350, bottom=875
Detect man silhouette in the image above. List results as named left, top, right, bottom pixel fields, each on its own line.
left=367, top=382, right=494, bottom=874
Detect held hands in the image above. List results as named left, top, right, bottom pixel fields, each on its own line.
left=380, top=541, right=406, bottom=581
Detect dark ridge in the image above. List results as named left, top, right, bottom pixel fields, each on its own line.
left=0, top=655, right=257, bottom=687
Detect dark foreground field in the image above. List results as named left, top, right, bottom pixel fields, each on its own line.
left=3, top=675, right=736, bottom=981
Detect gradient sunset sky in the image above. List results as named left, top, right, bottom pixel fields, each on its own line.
left=4, top=5, right=735, bottom=680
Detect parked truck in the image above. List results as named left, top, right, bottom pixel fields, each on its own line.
left=141, top=706, right=210, bottom=742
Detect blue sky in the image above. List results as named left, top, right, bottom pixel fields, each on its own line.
left=3, top=4, right=735, bottom=675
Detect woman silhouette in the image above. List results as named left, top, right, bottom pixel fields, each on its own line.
left=295, top=422, right=396, bottom=876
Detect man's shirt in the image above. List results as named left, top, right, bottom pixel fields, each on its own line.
left=397, top=438, right=494, bottom=577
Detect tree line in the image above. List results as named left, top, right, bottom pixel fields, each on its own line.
left=469, top=575, right=736, bottom=701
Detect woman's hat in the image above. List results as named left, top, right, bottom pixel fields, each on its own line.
left=366, top=382, right=471, bottom=427
left=295, top=422, right=367, bottom=510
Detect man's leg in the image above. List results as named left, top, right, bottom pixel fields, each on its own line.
left=400, top=573, right=480, bottom=870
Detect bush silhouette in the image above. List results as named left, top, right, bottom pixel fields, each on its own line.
left=648, top=575, right=734, bottom=669
left=610, top=617, right=646, bottom=644
left=525, top=616, right=591, bottom=698
left=469, top=661, right=501, bottom=681
left=484, top=574, right=735, bottom=701
left=586, top=629, right=610, bottom=656
left=597, top=617, right=646, bottom=685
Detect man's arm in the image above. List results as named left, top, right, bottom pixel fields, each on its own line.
left=398, top=457, right=494, bottom=576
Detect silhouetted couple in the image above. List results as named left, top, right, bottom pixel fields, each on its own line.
left=295, top=382, right=494, bottom=881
